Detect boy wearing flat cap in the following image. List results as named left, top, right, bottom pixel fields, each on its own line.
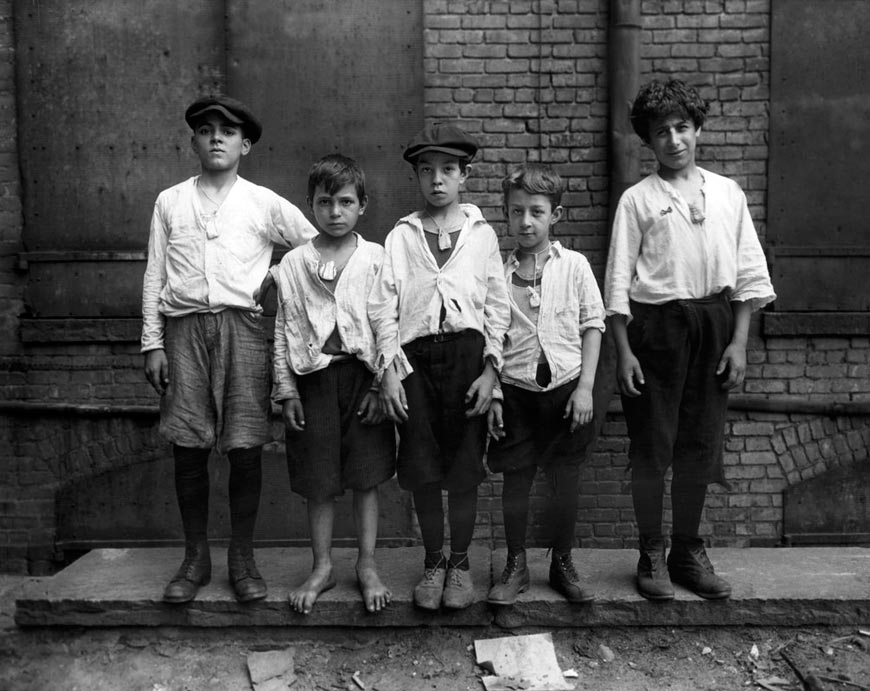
left=369, top=122, right=510, bottom=610
left=142, top=95, right=316, bottom=604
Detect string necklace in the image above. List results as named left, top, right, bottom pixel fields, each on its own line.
left=516, top=243, right=550, bottom=308
left=315, top=235, right=357, bottom=282
left=425, top=211, right=463, bottom=251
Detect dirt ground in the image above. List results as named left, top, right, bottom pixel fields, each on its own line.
left=1, top=624, right=868, bottom=691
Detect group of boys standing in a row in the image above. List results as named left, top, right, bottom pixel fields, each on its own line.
left=142, top=79, right=775, bottom=614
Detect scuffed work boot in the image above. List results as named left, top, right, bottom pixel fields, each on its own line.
left=413, top=556, right=447, bottom=610
left=227, top=542, right=267, bottom=603
left=667, top=535, right=731, bottom=600
left=442, top=565, right=475, bottom=609
left=163, top=541, right=211, bottom=603
left=549, top=551, right=594, bottom=603
left=487, top=550, right=530, bottom=606
left=637, top=535, right=675, bottom=601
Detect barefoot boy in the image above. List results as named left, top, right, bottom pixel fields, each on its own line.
left=605, top=79, right=775, bottom=600
left=142, top=96, right=316, bottom=604
left=487, top=163, right=605, bottom=605
left=272, top=154, right=402, bottom=614
left=371, top=123, right=510, bottom=610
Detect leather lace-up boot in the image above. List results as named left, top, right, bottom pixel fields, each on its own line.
left=227, top=541, right=267, bottom=603
left=549, top=551, right=594, bottom=603
left=413, top=555, right=447, bottom=610
left=163, top=541, right=211, bottom=603
left=667, top=535, right=731, bottom=600
left=487, top=551, right=530, bottom=605
left=637, top=535, right=674, bottom=600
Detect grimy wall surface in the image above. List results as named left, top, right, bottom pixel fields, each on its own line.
left=1, top=0, right=868, bottom=574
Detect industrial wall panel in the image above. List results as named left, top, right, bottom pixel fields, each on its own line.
left=768, top=0, right=870, bottom=311
left=225, top=0, right=424, bottom=245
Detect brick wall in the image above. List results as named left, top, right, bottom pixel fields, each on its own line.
left=0, top=0, right=868, bottom=573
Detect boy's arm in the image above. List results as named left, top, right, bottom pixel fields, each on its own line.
left=481, top=231, right=511, bottom=372
left=142, top=201, right=170, bottom=394
left=367, top=237, right=413, bottom=382
left=269, top=195, right=318, bottom=249
left=564, top=327, right=602, bottom=432
left=717, top=300, right=752, bottom=390
left=611, top=314, right=644, bottom=397
left=271, top=275, right=300, bottom=402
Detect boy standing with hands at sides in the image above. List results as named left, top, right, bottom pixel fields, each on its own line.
left=605, top=79, right=775, bottom=601
left=486, top=164, right=605, bottom=606
left=272, top=154, right=402, bottom=615
left=371, top=123, right=510, bottom=610
left=142, top=96, right=316, bottom=604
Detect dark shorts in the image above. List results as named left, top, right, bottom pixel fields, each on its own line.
left=285, top=358, right=396, bottom=501
left=160, top=309, right=271, bottom=452
left=487, top=378, right=597, bottom=473
left=621, top=293, right=734, bottom=485
left=396, top=330, right=488, bottom=492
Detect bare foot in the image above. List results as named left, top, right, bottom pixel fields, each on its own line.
left=288, top=564, right=336, bottom=615
left=356, top=558, right=392, bottom=613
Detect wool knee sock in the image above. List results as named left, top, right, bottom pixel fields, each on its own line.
left=671, top=477, right=708, bottom=540
left=413, top=484, right=445, bottom=565
left=502, top=466, right=537, bottom=554
left=447, top=487, right=478, bottom=569
left=173, top=445, right=211, bottom=543
left=227, top=446, right=263, bottom=545
left=631, top=467, right=666, bottom=538
left=548, top=464, right=581, bottom=555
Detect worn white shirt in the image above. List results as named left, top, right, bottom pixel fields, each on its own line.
left=141, top=175, right=316, bottom=352
left=604, top=168, right=776, bottom=320
left=502, top=242, right=606, bottom=391
left=271, top=235, right=409, bottom=401
left=368, top=203, right=511, bottom=372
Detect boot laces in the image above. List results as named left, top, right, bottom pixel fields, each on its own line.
left=501, top=552, right=524, bottom=583
left=421, top=558, right=446, bottom=585
left=554, top=552, right=579, bottom=582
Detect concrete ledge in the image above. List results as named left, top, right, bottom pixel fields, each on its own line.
left=14, top=546, right=870, bottom=628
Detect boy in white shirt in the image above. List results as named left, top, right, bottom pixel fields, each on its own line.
left=605, top=79, right=775, bottom=601
left=486, top=163, right=605, bottom=606
left=272, top=154, right=402, bottom=615
left=371, top=123, right=510, bottom=610
left=142, top=96, right=316, bottom=604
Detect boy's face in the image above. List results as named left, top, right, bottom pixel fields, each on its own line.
left=414, top=152, right=468, bottom=210
left=308, top=183, right=367, bottom=240
left=647, top=113, right=700, bottom=176
left=190, top=113, right=251, bottom=172
left=505, top=189, right=562, bottom=254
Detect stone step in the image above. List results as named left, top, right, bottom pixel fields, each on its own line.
left=13, top=546, right=870, bottom=628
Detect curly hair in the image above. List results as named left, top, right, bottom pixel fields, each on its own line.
left=630, top=79, right=709, bottom=143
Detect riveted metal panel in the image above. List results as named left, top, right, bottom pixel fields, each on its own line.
left=225, top=0, right=424, bottom=245
left=15, top=0, right=225, bottom=252
left=768, top=0, right=870, bottom=311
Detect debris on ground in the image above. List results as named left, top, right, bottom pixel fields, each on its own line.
left=474, top=632, right=574, bottom=691
left=246, top=647, right=297, bottom=691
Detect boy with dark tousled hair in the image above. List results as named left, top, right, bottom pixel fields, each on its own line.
left=272, top=154, right=404, bottom=615
left=605, top=79, right=775, bottom=601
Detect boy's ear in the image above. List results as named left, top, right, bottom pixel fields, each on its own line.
left=550, top=205, right=564, bottom=225
left=241, top=138, right=252, bottom=156
left=359, top=195, right=369, bottom=214
left=306, top=196, right=313, bottom=210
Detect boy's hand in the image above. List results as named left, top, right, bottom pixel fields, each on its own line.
left=358, top=390, right=386, bottom=425
left=379, top=366, right=409, bottom=423
left=254, top=270, right=275, bottom=307
left=144, top=349, right=169, bottom=395
left=487, top=400, right=506, bottom=441
left=564, top=385, right=594, bottom=433
left=465, top=365, right=497, bottom=417
left=282, top=398, right=306, bottom=432
left=717, top=342, right=747, bottom=390
left=616, top=350, right=645, bottom=397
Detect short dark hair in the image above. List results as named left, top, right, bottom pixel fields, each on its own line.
left=630, top=79, right=709, bottom=143
left=501, top=163, right=564, bottom=209
left=307, top=154, right=366, bottom=202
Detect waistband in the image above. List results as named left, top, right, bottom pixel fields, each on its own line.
left=412, top=328, right=477, bottom=345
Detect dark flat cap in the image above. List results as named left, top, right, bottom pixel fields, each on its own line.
left=403, top=122, right=478, bottom=163
left=185, top=96, right=263, bottom=144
